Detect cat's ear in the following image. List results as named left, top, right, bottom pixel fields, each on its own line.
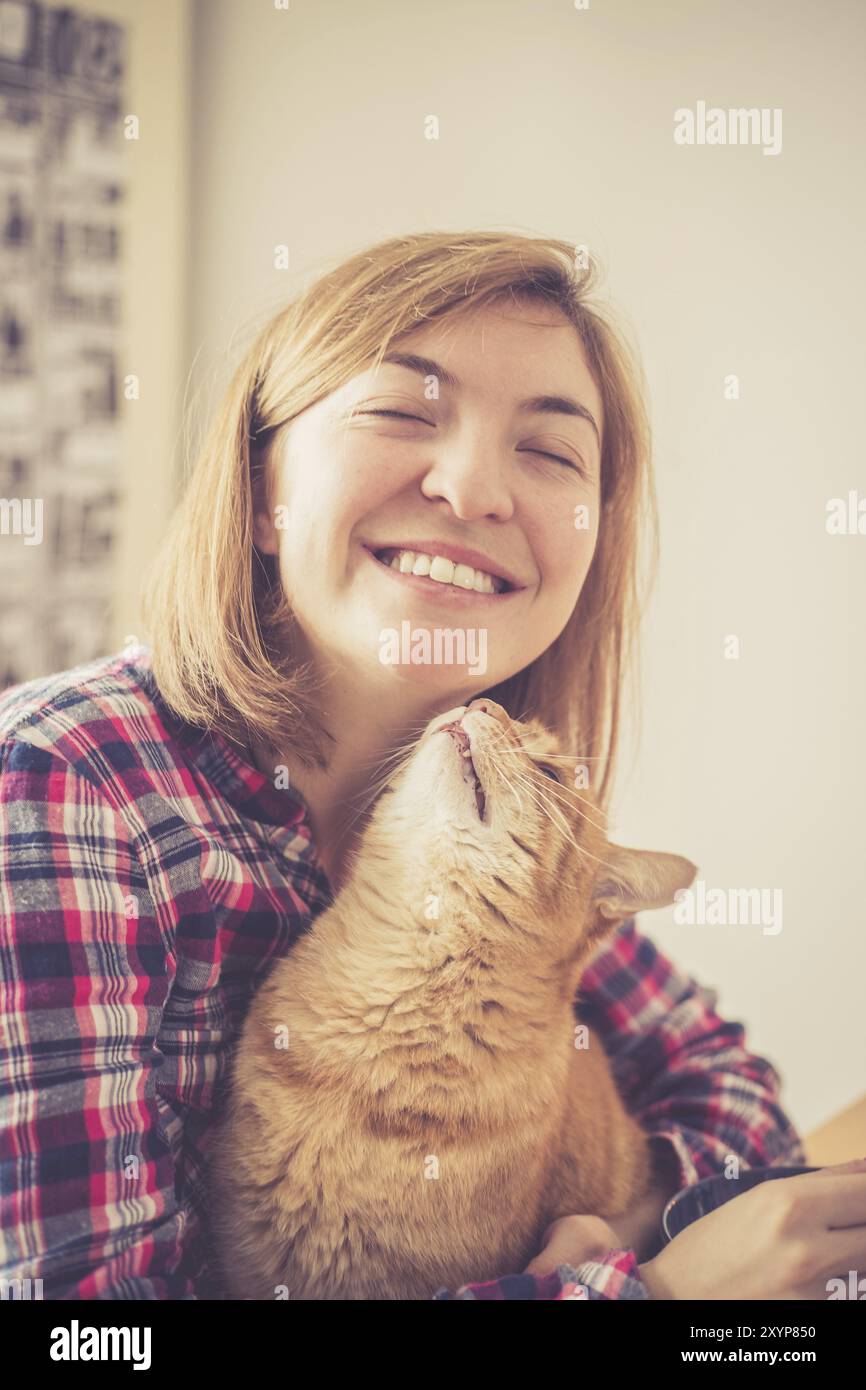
left=593, top=845, right=697, bottom=922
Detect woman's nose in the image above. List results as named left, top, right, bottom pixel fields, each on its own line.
left=420, top=444, right=515, bottom=522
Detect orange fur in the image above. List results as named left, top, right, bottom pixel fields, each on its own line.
left=210, top=700, right=695, bottom=1298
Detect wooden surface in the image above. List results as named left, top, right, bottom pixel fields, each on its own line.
left=805, top=1094, right=866, bottom=1167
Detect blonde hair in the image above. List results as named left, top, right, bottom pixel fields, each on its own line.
left=141, top=230, right=658, bottom=811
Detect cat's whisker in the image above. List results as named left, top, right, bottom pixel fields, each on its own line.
left=332, top=715, right=613, bottom=854
left=509, top=774, right=580, bottom=852
left=503, top=764, right=613, bottom=871
left=495, top=750, right=606, bottom=816
left=489, top=741, right=608, bottom=829
left=498, top=750, right=606, bottom=761
left=337, top=747, right=420, bottom=835
left=520, top=774, right=608, bottom=833
left=492, top=745, right=633, bottom=872
left=511, top=778, right=614, bottom=873
left=492, top=762, right=530, bottom=819
left=353, top=736, right=427, bottom=773
left=494, top=750, right=575, bottom=822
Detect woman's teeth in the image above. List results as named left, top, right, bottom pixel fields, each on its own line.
left=375, top=547, right=504, bottom=593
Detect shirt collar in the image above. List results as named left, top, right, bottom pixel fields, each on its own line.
left=133, top=648, right=313, bottom=838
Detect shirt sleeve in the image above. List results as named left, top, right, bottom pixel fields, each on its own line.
left=0, top=735, right=193, bottom=1299
left=433, top=915, right=806, bottom=1301
left=577, top=915, right=807, bottom=1180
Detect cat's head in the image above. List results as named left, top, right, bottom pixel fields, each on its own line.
left=365, top=697, right=696, bottom=969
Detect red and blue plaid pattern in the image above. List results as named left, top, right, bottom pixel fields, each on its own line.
left=0, top=647, right=806, bottom=1300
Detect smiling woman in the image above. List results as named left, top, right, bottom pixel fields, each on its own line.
left=145, top=231, right=652, bottom=824
left=239, top=293, right=611, bottom=842
left=0, top=230, right=809, bottom=1303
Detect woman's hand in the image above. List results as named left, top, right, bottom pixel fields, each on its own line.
left=639, top=1157, right=866, bottom=1300
left=523, top=1214, right=624, bottom=1277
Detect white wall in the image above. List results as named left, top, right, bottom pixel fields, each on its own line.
left=184, top=0, right=866, bottom=1136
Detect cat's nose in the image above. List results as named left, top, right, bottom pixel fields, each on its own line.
left=464, top=699, right=520, bottom=748
left=465, top=698, right=509, bottom=728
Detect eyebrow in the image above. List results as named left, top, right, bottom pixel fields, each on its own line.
left=380, top=351, right=601, bottom=447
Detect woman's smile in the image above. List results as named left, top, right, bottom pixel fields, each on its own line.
left=361, top=542, right=528, bottom=606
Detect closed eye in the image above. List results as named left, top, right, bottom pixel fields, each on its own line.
left=358, top=409, right=429, bottom=423
left=358, top=414, right=586, bottom=475
left=536, top=761, right=562, bottom=783
left=521, top=448, right=585, bottom=475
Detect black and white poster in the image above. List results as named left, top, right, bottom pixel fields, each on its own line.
left=0, top=0, right=124, bottom=686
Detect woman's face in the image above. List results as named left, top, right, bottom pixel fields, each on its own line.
left=254, top=299, right=603, bottom=706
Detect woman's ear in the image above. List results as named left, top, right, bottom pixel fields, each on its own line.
left=593, top=844, right=697, bottom=922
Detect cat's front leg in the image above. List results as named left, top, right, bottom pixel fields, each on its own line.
left=543, top=1027, right=652, bottom=1223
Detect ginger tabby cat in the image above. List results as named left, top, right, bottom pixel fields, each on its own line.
left=211, top=698, right=696, bottom=1298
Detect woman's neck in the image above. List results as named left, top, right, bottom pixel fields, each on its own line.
left=249, top=673, right=469, bottom=892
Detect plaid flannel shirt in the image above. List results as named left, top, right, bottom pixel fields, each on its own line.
left=0, top=646, right=806, bottom=1300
